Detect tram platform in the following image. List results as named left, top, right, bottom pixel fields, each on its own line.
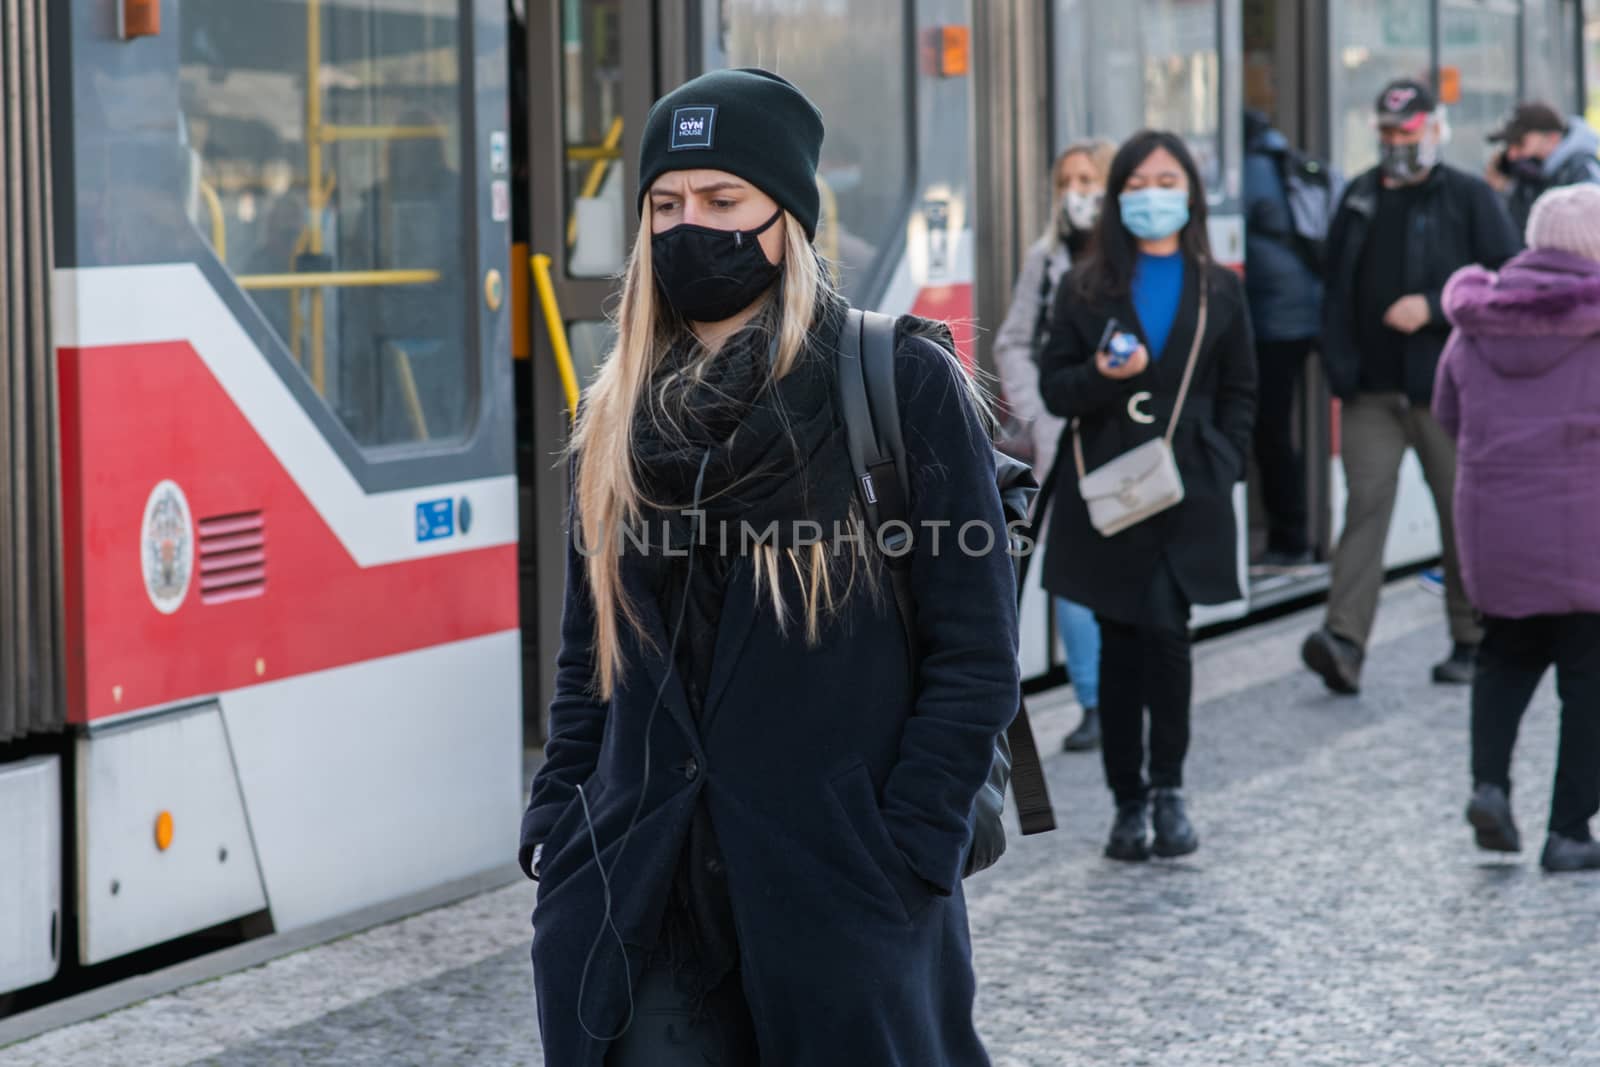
left=2, top=581, right=1594, bottom=1067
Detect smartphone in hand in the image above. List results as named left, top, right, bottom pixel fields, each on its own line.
left=1097, top=318, right=1141, bottom=368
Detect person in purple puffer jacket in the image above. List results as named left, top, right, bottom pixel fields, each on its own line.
left=1435, top=182, right=1600, bottom=874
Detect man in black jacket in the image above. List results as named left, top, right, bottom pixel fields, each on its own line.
left=1303, top=79, right=1520, bottom=695
left=1487, top=101, right=1600, bottom=235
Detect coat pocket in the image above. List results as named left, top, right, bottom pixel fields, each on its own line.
left=826, top=763, right=934, bottom=924
left=1198, top=421, right=1244, bottom=485
left=534, top=775, right=606, bottom=903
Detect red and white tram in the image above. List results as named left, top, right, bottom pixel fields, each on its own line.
left=2, top=0, right=1587, bottom=1011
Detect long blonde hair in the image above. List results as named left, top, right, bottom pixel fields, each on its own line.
left=573, top=213, right=843, bottom=697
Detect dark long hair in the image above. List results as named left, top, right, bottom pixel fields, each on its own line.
left=1072, top=130, right=1211, bottom=305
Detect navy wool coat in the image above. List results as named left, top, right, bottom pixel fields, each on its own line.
left=1038, top=260, right=1258, bottom=622
left=522, top=331, right=1021, bottom=1067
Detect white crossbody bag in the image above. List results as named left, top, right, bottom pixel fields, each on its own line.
left=1072, top=286, right=1208, bottom=538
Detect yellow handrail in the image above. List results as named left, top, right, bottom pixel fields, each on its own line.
left=320, top=123, right=447, bottom=144
left=389, top=343, right=431, bottom=441
left=530, top=253, right=580, bottom=424
left=565, top=145, right=624, bottom=163
left=567, top=116, right=625, bottom=248
left=306, top=0, right=327, bottom=393
left=198, top=179, right=227, bottom=261
left=815, top=173, right=840, bottom=272
left=237, top=269, right=442, bottom=291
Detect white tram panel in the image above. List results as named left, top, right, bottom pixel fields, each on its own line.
left=75, top=705, right=268, bottom=965
left=218, top=631, right=522, bottom=932
left=0, top=757, right=62, bottom=995
left=1330, top=451, right=1442, bottom=569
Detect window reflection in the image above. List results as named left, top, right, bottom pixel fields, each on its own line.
left=562, top=0, right=628, bottom=279
left=1440, top=0, right=1521, bottom=173
left=1330, top=0, right=1433, bottom=175
left=178, top=0, right=473, bottom=448
left=1053, top=0, right=1222, bottom=194
left=721, top=0, right=911, bottom=302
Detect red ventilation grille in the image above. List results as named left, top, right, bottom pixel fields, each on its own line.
left=197, top=511, right=267, bottom=605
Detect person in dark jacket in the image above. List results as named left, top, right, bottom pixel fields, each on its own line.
left=1302, top=78, right=1520, bottom=696
left=1040, top=130, right=1258, bottom=862
left=1243, top=109, right=1325, bottom=569
left=1436, top=184, right=1600, bottom=873
left=519, top=68, right=1020, bottom=1067
left=1486, top=102, right=1600, bottom=235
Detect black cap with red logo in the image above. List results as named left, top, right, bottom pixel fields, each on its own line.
left=1375, top=79, right=1437, bottom=132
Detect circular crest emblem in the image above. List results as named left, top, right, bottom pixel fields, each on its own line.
left=141, top=480, right=194, bottom=614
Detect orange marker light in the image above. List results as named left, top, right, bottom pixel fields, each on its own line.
left=923, top=26, right=971, bottom=79
left=940, top=27, right=971, bottom=77
left=155, top=811, right=175, bottom=852
left=120, top=0, right=160, bottom=38
left=1438, top=66, right=1462, bottom=106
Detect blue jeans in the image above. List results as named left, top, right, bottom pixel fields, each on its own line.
left=1056, top=597, right=1101, bottom=710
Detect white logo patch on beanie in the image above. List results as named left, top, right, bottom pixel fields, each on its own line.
left=669, top=106, right=717, bottom=151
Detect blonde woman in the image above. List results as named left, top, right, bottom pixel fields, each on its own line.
left=994, top=139, right=1114, bottom=753
left=519, top=69, right=1020, bottom=1066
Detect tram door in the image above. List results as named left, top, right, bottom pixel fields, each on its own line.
left=515, top=2, right=691, bottom=735
left=1239, top=0, right=1339, bottom=573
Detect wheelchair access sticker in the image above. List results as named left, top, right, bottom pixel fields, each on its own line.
left=416, top=498, right=455, bottom=542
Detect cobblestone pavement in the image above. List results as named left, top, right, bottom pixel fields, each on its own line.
left=6, top=585, right=1598, bottom=1067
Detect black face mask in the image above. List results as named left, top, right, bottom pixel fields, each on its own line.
left=1513, top=157, right=1546, bottom=181
left=652, top=209, right=783, bottom=322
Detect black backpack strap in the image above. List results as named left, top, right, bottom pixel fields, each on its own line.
left=840, top=311, right=1055, bottom=839
left=859, top=311, right=913, bottom=564
left=839, top=310, right=917, bottom=667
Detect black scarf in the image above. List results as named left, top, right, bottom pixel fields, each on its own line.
left=630, top=293, right=856, bottom=1008
left=631, top=294, right=856, bottom=558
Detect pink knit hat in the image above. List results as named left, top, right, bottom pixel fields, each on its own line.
left=1526, top=183, right=1600, bottom=263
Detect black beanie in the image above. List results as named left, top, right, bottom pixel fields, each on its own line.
left=637, top=68, right=825, bottom=238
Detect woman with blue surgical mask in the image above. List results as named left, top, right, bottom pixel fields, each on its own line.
left=1037, top=130, right=1258, bottom=863
left=993, top=140, right=1114, bottom=754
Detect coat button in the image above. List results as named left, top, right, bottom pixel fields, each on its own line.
left=706, top=857, right=724, bottom=876
left=682, top=757, right=699, bottom=782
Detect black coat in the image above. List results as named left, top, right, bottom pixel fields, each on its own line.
left=522, top=331, right=1020, bottom=1067
left=1038, top=259, right=1257, bottom=622
left=1321, top=164, right=1520, bottom=406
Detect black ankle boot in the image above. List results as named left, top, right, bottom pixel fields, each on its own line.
left=1062, top=707, right=1100, bottom=752
left=1151, top=788, right=1199, bottom=858
left=1432, top=643, right=1477, bottom=685
left=1105, top=800, right=1150, bottom=862
left=1465, top=783, right=1520, bottom=853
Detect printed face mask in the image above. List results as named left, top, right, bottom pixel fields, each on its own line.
left=1379, top=137, right=1439, bottom=185
left=1061, top=189, right=1104, bottom=233
left=651, top=208, right=783, bottom=322
left=1119, top=187, right=1191, bottom=241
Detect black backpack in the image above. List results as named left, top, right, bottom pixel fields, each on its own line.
left=834, top=308, right=1056, bottom=878
left=1273, top=146, right=1345, bottom=273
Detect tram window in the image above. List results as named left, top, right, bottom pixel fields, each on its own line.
left=177, top=0, right=473, bottom=449
left=1330, top=0, right=1434, bottom=175
left=567, top=321, right=614, bottom=389
left=1440, top=0, right=1521, bottom=173
left=1052, top=0, right=1223, bottom=195
left=1524, top=0, right=1578, bottom=113
left=719, top=0, right=912, bottom=303
left=1590, top=14, right=1600, bottom=124
left=561, top=0, right=628, bottom=279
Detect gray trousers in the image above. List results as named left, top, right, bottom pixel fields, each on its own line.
left=1326, top=393, right=1481, bottom=649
